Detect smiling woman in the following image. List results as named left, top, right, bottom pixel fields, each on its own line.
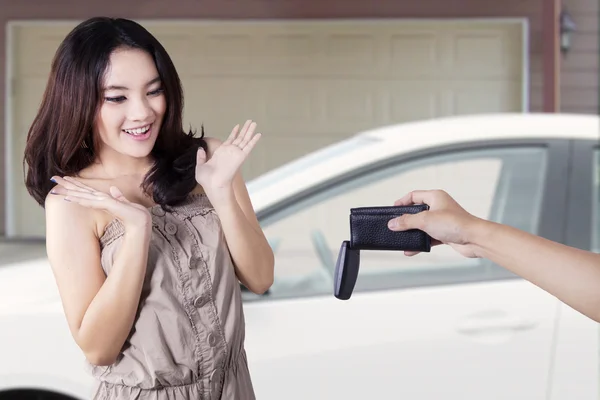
left=21, top=16, right=273, bottom=400
left=23, top=18, right=202, bottom=208
left=94, top=49, right=167, bottom=160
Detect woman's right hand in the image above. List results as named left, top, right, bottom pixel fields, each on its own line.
left=50, top=176, right=152, bottom=232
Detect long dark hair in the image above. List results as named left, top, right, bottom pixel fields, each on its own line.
left=23, top=17, right=207, bottom=207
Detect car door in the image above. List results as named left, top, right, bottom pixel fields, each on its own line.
left=548, top=139, right=600, bottom=400
left=243, top=139, right=570, bottom=400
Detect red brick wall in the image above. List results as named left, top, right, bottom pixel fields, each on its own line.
left=1, top=0, right=596, bottom=236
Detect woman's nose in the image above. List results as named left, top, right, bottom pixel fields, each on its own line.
left=128, top=97, right=153, bottom=121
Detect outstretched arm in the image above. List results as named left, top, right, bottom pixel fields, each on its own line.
left=388, top=189, right=600, bottom=322
left=470, top=218, right=600, bottom=321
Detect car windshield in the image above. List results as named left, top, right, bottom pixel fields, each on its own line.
left=247, top=135, right=381, bottom=194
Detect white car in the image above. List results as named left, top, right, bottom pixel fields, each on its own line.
left=1, top=113, right=599, bottom=400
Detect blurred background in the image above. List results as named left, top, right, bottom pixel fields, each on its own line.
left=0, top=1, right=598, bottom=399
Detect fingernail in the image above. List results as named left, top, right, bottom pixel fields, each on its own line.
left=388, top=219, right=397, bottom=229
left=50, top=190, right=57, bottom=195
left=50, top=177, right=56, bottom=183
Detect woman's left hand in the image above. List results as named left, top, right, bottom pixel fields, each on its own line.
left=195, top=120, right=261, bottom=192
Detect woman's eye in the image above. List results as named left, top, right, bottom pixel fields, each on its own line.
left=105, top=96, right=126, bottom=103
left=148, top=88, right=164, bottom=96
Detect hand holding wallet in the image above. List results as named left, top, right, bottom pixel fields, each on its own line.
left=334, top=205, right=432, bottom=300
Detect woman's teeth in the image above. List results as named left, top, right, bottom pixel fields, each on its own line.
left=124, top=125, right=150, bottom=135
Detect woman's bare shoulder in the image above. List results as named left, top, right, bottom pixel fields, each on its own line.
left=46, top=174, right=118, bottom=239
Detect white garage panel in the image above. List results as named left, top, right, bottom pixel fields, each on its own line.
left=6, top=19, right=526, bottom=238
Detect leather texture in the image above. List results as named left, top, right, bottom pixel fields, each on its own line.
left=349, top=205, right=431, bottom=252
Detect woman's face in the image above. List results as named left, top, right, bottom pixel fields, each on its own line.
left=94, top=47, right=166, bottom=161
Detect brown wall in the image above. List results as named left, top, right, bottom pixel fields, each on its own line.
left=561, top=0, right=599, bottom=114
left=0, top=0, right=597, bottom=236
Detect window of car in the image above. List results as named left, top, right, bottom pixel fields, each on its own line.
left=247, top=136, right=379, bottom=193
left=247, top=145, right=548, bottom=301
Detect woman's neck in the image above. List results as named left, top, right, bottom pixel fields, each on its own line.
left=91, top=151, right=154, bottom=180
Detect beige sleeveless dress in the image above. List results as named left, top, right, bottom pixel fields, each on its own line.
left=88, top=193, right=256, bottom=400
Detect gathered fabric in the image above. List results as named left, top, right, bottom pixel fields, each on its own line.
left=88, top=193, right=255, bottom=400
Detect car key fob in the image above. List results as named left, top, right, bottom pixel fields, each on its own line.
left=333, top=240, right=361, bottom=300
left=333, top=204, right=431, bottom=300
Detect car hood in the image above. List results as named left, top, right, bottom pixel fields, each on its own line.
left=0, top=258, right=62, bottom=314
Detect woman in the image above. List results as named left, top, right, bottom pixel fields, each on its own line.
left=23, top=17, right=274, bottom=400
left=388, top=189, right=600, bottom=323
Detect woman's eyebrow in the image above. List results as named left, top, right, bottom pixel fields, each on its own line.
left=103, top=77, right=161, bottom=91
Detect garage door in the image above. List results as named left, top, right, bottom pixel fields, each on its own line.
left=7, top=19, right=525, bottom=238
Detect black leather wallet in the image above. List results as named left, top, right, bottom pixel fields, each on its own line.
left=350, top=205, right=431, bottom=252
left=334, top=205, right=432, bottom=300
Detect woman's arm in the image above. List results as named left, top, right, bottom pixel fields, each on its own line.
left=202, top=137, right=274, bottom=294
left=46, top=179, right=153, bottom=365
